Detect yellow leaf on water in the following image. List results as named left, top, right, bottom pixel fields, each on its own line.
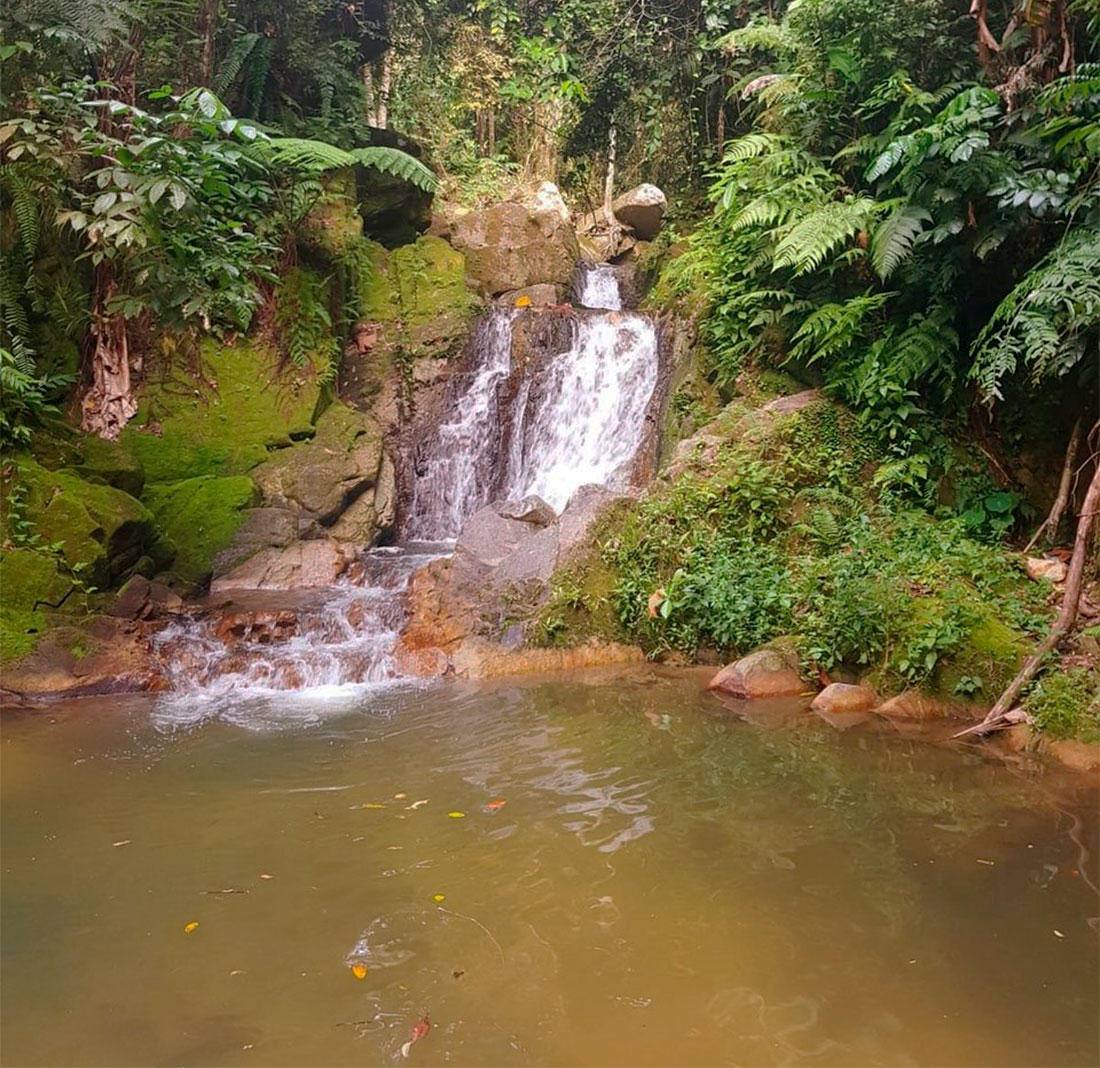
left=184, top=922, right=199, bottom=934
left=364, top=803, right=386, bottom=809
left=514, top=295, right=531, bottom=307
left=432, top=894, right=445, bottom=902
left=351, top=963, right=368, bottom=980
left=259, top=873, right=273, bottom=880
left=448, top=811, right=466, bottom=819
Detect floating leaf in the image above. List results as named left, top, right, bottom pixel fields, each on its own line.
left=432, top=894, right=445, bottom=902
left=447, top=811, right=466, bottom=819
left=112, top=839, right=132, bottom=847
left=514, top=295, right=532, bottom=307
left=351, top=963, right=368, bottom=980
left=394, top=793, right=407, bottom=799
left=407, top=800, right=428, bottom=810
left=364, top=803, right=386, bottom=809
left=260, top=873, right=273, bottom=880
left=184, top=922, right=199, bottom=934
left=485, top=799, right=507, bottom=811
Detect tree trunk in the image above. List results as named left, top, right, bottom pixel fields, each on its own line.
left=1025, top=414, right=1084, bottom=552
left=198, top=0, right=217, bottom=86
left=376, top=46, right=393, bottom=129
left=81, top=267, right=138, bottom=440
left=716, top=87, right=726, bottom=157
left=956, top=449, right=1100, bottom=738
left=603, top=117, right=616, bottom=221
left=487, top=107, right=495, bottom=158
left=362, top=63, right=376, bottom=126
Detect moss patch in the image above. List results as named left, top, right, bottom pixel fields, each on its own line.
left=0, top=606, right=47, bottom=668
left=0, top=547, right=74, bottom=611
left=356, top=235, right=479, bottom=360
left=145, top=475, right=258, bottom=585
left=3, top=459, right=155, bottom=589
left=122, top=338, right=321, bottom=483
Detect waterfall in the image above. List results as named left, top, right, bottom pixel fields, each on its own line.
left=503, top=313, right=656, bottom=510
left=408, top=271, right=657, bottom=537
left=576, top=264, right=622, bottom=310
left=154, top=265, right=659, bottom=711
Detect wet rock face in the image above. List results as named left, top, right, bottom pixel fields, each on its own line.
left=397, top=486, right=627, bottom=659
left=450, top=186, right=580, bottom=296
left=210, top=540, right=359, bottom=593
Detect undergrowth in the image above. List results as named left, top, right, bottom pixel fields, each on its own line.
left=539, top=399, right=1046, bottom=697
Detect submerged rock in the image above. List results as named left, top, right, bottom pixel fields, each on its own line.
left=709, top=645, right=807, bottom=699
left=811, top=683, right=877, bottom=714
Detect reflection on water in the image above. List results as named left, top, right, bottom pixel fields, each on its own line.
left=1, top=667, right=1097, bottom=1067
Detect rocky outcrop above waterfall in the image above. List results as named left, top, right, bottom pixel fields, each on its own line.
left=449, top=184, right=580, bottom=296
left=612, top=183, right=668, bottom=240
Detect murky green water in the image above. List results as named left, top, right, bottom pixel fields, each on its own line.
left=2, top=667, right=1097, bottom=1067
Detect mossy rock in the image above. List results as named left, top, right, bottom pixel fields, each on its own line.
left=0, top=606, right=48, bottom=668
left=0, top=547, right=74, bottom=612
left=145, top=475, right=259, bottom=585
left=31, top=428, right=144, bottom=497
left=355, top=235, right=479, bottom=358
left=122, top=338, right=321, bottom=483
left=3, top=459, right=156, bottom=589
left=935, top=614, right=1029, bottom=701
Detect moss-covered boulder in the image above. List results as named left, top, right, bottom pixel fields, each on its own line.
left=122, top=338, right=321, bottom=483
left=30, top=428, right=145, bottom=497
left=145, top=475, right=259, bottom=585
left=3, top=459, right=157, bottom=589
left=339, top=234, right=480, bottom=415
left=251, top=402, right=392, bottom=542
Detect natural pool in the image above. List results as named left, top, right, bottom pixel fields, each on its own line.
left=1, top=667, right=1097, bottom=1067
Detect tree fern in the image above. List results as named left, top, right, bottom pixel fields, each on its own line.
left=349, top=147, right=437, bottom=193
left=971, top=227, right=1100, bottom=401
left=3, top=169, right=40, bottom=271
left=870, top=202, right=931, bottom=278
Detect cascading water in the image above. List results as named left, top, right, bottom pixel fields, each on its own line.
left=575, top=264, right=622, bottom=311
left=154, top=265, right=659, bottom=714
left=408, top=264, right=657, bottom=537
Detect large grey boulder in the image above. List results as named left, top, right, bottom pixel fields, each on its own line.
left=450, top=184, right=580, bottom=296
left=613, top=184, right=667, bottom=240
left=251, top=403, right=390, bottom=540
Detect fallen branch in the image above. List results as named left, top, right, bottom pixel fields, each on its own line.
left=1025, top=414, right=1084, bottom=553
left=956, top=454, right=1100, bottom=739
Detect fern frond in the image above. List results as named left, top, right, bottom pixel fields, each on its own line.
left=772, top=196, right=879, bottom=276
left=720, top=133, right=786, bottom=165
left=349, top=147, right=437, bottom=193
left=213, top=31, right=261, bottom=96
left=870, top=202, right=931, bottom=279
left=0, top=255, right=36, bottom=372
left=257, top=137, right=356, bottom=170
left=790, top=290, right=895, bottom=365
left=971, top=227, right=1100, bottom=400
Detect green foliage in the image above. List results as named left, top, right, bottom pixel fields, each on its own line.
left=1024, top=668, right=1100, bottom=743
left=273, top=268, right=340, bottom=382
left=0, top=346, right=71, bottom=446
left=258, top=139, right=438, bottom=193
left=970, top=227, right=1100, bottom=402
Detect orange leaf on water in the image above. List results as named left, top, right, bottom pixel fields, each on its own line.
left=514, top=295, right=532, bottom=307
left=351, top=963, right=368, bottom=980
left=184, top=922, right=199, bottom=934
